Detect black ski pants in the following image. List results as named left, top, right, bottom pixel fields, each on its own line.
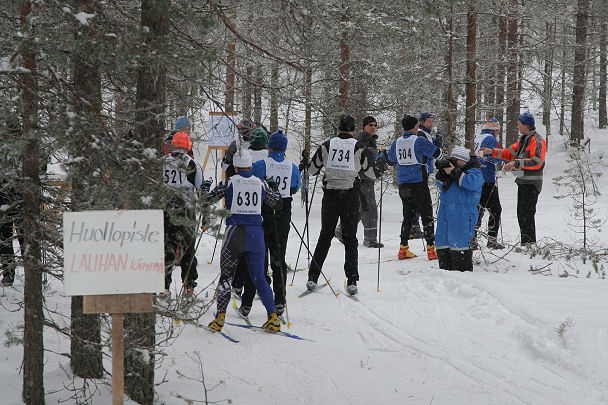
left=399, top=182, right=435, bottom=246
left=308, top=188, right=360, bottom=283
left=517, top=183, right=540, bottom=245
left=164, top=210, right=198, bottom=290
left=476, top=182, right=502, bottom=238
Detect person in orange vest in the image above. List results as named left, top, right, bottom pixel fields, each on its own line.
left=480, top=112, right=546, bottom=245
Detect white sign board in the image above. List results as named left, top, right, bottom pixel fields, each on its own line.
left=63, top=210, right=165, bottom=296
left=208, top=112, right=237, bottom=146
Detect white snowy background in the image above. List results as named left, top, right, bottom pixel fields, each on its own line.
left=1, top=121, right=608, bottom=405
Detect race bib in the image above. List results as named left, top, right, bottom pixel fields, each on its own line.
left=327, top=137, right=357, bottom=171
left=163, top=155, right=192, bottom=190
left=230, top=175, right=262, bottom=215
left=264, top=157, right=292, bottom=198
left=396, top=136, right=418, bottom=165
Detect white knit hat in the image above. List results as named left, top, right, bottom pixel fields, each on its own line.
left=451, top=146, right=471, bottom=162
left=233, top=149, right=253, bottom=168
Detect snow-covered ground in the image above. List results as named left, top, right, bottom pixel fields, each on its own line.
left=1, top=122, right=608, bottom=405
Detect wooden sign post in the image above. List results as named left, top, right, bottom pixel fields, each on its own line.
left=64, top=210, right=164, bottom=405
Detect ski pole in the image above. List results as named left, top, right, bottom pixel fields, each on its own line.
left=290, top=173, right=318, bottom=285
left=377, top=174, right=384, bottom=292
left=289, top=218, right=339, bottom=297
left=207, top=216, right=224, bottom=265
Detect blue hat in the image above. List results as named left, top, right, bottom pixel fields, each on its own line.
left=268, top=130, right=288, bottom=152
left=517, top=112, right=535, bottom=127
left=419, top=112, right=435, bottom=122
left=175, top=117, right=192, bottom=131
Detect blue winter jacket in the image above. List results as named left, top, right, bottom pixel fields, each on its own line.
left=435, top=167, right=483, bottom=250
left=386, top=132, right=442, bottom=184
left=251, top=151, right=302, bottom=197
left=475, top=129, right=501, bottom=183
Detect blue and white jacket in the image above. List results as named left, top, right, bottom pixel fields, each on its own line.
left=386, top=131, right=443, bottom=184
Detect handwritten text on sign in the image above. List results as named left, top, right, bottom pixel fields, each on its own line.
left=63, top=210, right=165, bottom=296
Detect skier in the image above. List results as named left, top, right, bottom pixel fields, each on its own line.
left=301, top=114, right=386, bottom=295
left=434, top=146, right=483, bottom=271
left=230, top=126, right=270, bottom=299
left=161, top=132, right=202, bottom=300
left=205, top=149, right=283, bottom=332
left=163, top=116, right=192, bottom=156
left=242, top=130, right=302, bottom=317
left=222, top=118, right=255, bottom=178
left=335, top=115, right=384, bottom=248
left=385, top=114, right=443, bottom=260
left=1, top=118, right=24, bottom=287
left=472, top=118, right=504, bottom=249
left=480, top=112, right=546, bottom=245
left=410, top=111, right=443, bottom=239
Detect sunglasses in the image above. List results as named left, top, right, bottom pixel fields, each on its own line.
left=367, top=123, right=378, bottom=127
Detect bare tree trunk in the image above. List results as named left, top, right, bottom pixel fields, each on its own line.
left=443, top=8, right=456, bottom=144
left=70, top=0, right=103, bottom=379
left=571, top=0, right=590, bottom=144
left=600, top=15, right=607, bottom=129
left=465, top=1, right=477, bottom=150
left=560, top=22, right=568, bottom=137
left=128, top=1, right=169, bottom=403
left=542, top=20, right=554, bottom=141
left=339, top=9, right=350, bottom=110
left=270, top=62, right=279, bottom=132
left=495, top=13, right=508, bottom=144
left=243, top=64, right=253, bottom=119
left=225, top=41, right=235, bottom=113
left=20, top=1, right=44, bottom=403
left=505, top=0, right=519, bottom=146
left=254, top=65, right=262, bottom=123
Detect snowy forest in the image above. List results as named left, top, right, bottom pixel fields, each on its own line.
left=1, top=0, right=608, bottom=404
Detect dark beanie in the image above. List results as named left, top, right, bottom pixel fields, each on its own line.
left=362, top=115, right=377, bottom=127
left=402, top=114, right=418, bottom=131
left=339, top=114, right=356, bottom=132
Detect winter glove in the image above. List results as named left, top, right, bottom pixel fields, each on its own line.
left=265, top=177, right=280, bottom=191
left=449, top=167, right=462, bottom=182
left=435, top=168, right=450, bottom=183
left=201, top=178, right=212, bottom=193
left=374, top=156, right=388, bottom=173
left=434, top=131, right=444, bottom=149
left=298, top=150, right=310, bottom=171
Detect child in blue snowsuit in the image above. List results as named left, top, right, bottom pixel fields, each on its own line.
left=434, top=146, right=483, bottom=271
left=205, top=150, right=283, bottom=332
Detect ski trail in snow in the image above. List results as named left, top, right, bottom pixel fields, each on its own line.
left=334, top=269, right=602, bottom=405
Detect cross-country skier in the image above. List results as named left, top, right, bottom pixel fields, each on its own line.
left=335, top=115, right=385, bottom=248
left=206, top=149, right=283, bottom=332
left=301, top=114, right=386, bottom=295
left=434, top=146, right=483, bottom=271
left=161, top=132, right=203, bottom=300
left=480, top=112, right=546, bottom=245
left=385, top=114, right=443, bottom=260
left=472, top=118, right=504, bottom=249
left=237, top=130, right=302, bottom=317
